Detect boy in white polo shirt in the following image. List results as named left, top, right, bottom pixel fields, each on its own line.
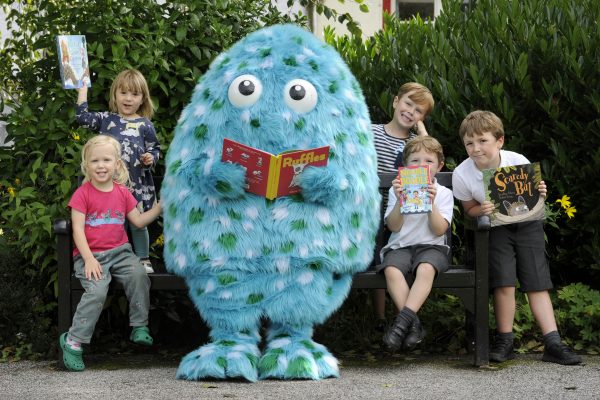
left=452, top=110, right=581, bottom=365
left=379, top=136, right=454, bottom=351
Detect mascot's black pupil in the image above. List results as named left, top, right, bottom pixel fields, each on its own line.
left=239, top=80, right=255, bottom=96
left=290, top=85, right=306, bottom=100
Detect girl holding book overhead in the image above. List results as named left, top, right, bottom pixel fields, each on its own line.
left=74, top=69, right=161, bottom=273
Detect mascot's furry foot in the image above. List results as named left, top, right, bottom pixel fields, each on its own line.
left=258, top=324, right=339, bottom=380
left=176, top=330, right=261, bottom=382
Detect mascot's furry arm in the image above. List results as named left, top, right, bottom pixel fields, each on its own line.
left=178, top=156, right=247, bottom=199
left=297, top=164, right=347, bottom=205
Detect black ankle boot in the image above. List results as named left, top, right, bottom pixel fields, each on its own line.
left=489, top=332, right=515, bottom=362
left=403, top=315, right=426, bottom=349
left=383, top=309, right=413, bottom=351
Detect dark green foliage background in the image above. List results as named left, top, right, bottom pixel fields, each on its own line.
left=1, top=0, right=598, bottom=358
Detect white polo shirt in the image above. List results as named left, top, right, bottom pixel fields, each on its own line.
left=452, top=150, right=529, bottom=204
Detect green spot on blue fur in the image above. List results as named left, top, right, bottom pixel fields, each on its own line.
left=211, top=99, right=224, bottom=110
left=360, top=171, right=367, bottom=183
left=326, top=287, right=333, bottom=296
left=196, top=253, right=209, bottom=262
left=334, top=132, right=348, bottom=144
left=321, top=224, right=334, bottom=232
left=260, top=48, right=271, bottom=57
left=329, top=81, right=339, bottom=93
left=293, top=36, right=303, bottom=45
left=237, top=61, right=249, bottom=70
left=216, top=180, right=232, bottom=193
left=218, top=233, right=237, bottom=249
left=216, top=357, right=227, bottom=369
left=246, top=353, right=259, bottom=368
left=168, top=159, right=182, bottom=174
left=189, top=208, right=204, bottom=224
left=357, top=131, right=369, bottom=146
left=294, top=118, right=305, bottom=130
left=309, top=60, right=319, bottom=71
left=258, top=351, right=280, bottom=373
left=247, top=293, right=263, bottom=304
left=202, top=88, right=210, bottom=99
left=283, top=57, right=297, bottom=66
left=350, top=212, right=360, bottom=228
left=194, top=124, right=208, bottom=140
left=167, top=240, right=176, bottom=253
left=346, top=107, right=354, bottom=117
left=168, top=204, right=177, bottom=218
left=313, top=351, right=324, bottom=360
left=308, top=262, right=322, bottom=271
left=325, top=248, right=338, bottom=258
left=286, top=357, right=312, bottom=377
left=218, top=56, right=230, bottom=69
left=280, top=241, right=294, bottom=253
left=346, top=244, right=358, bottom=258
left=217, top=340, right=236, bottom=347
left=273, top=334, right=290, bottom=339
left=227, top=209, right=242, bottom=220
left=262, top=246, right=272, bottom=256
left=329, top=150, right=337, bottom=160
left=291, top=219, right=307, bottom=230
left=218, top=274, right=237, bottom=286
left=250, top=119, right=260, bottom=128
left=300, top=340, right=316, bottom=350
left=196, top=288, right=205, bottom=296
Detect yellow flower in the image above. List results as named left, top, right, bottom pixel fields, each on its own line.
left=153, top=233, right=164, bottom=247
left=7, top=187, right=15, bottom=197
left=0, top=228, right=4, bottom=236
left=555, top=195, right=571, bottom=209
left=71, top=132, right=80, bottom=141
left=15, top=178, right=21, bottom=185
left=565, top=206, right=577, bottom=218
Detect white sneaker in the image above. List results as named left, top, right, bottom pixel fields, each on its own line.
left=140, top=259, right=154, bottom=274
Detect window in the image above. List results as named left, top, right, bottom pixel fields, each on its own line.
left=396, top=0, right=436, bottom=20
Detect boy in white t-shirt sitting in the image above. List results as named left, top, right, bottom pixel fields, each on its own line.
left=379, top=136, right=454, bottom=351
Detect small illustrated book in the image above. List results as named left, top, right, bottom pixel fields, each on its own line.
left=56, top=35, right=91, bottom=89
left=397, top=165, right=432, bottom=214
left=221, top=138, right=330, bottom=200
left=482, top=162, right=545, bottom=227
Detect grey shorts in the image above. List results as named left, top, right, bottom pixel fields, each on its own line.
left=377, top=244, right=450, bottom=277
left=489, top=220, right=553, bottom=292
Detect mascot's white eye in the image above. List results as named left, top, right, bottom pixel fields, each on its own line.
left=284, top=79, right=318, bottom=113
left=228, top=74, right=263, bottom=108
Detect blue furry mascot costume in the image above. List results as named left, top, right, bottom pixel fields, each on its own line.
left=162, top=24, right=380, bottom=381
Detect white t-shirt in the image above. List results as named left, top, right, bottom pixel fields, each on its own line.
left=452, top=150, right=529, bottom=204
left=380, top=181, right=454, bottom=259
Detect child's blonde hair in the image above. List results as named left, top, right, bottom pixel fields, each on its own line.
left=109, top=69, right=154, bottom=119
left=459, top=110, right=504, bottom=140
left=81, top=135, right=130, bottom=186
left=396, top=82, right=435, bottom=117
left=403, top=135, right=445, bottom=165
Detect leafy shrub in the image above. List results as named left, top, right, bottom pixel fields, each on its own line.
left=328, top=0, right=600, bottom=287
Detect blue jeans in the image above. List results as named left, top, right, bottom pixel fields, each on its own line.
left=68, top=243, right=150, bottom=343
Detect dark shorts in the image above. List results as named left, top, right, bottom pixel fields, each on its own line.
left=377, top=244, right=450, bottom=277
left=489, top=220, right=553, bottom=292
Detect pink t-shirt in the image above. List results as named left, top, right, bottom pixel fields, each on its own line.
left=68, top=182, right=139, bottom=256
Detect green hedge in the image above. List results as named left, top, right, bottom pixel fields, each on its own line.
left=328, top=0, right=600, bottom=287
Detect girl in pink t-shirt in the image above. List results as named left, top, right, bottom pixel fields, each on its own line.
left=59, top=135, right=161, bottom=371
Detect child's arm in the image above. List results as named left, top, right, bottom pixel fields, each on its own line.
left=76, top=86, right=88, bottom=105
left=127, top=201, right=162, bottom=228
left=71, top=209, right=103, bottom=281
left=141, top=123, right=161, bottom=168
left=461, top=199, right=495, bottom=218
left=415, top=120, right=429, bottom=136
left=386, top=178, right=405, bottom=232
left=427, top=184, right=449, bottom=236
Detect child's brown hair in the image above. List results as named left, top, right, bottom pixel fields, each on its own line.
left=403, top=136, right=445, bottom=165
left=459, top=110, right=504, bottom=140
left=396, top=82, right=435, bottom=117
left=109, top=69, right=154, bottom=119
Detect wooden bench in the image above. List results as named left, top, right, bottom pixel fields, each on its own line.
left=55, top=172, right=490, bottom=366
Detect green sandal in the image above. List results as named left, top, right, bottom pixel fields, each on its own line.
left=59, top=333, right=85, bottom=372
left=130, top=326, right=153, bottom=346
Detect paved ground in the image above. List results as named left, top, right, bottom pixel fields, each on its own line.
left=1, top=353, right=599, bottom=400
